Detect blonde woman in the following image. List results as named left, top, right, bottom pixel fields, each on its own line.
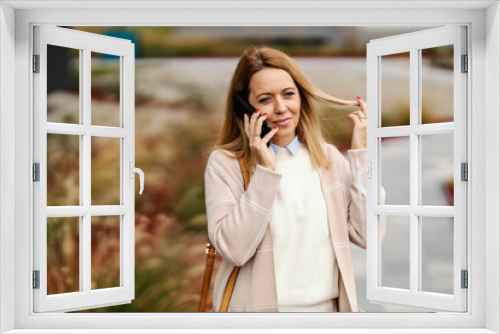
left=204, top=46, right=384, bottom=312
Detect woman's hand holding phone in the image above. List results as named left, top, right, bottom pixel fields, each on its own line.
left=244, top=110, right=279, bottom=171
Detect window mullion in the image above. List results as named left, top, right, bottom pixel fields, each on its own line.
left=120, top=54, right=125, bottom=288
left=416, top=47, right=424, bottom=294
left=82, top=47, right=92, bottom=295
left=46, top=123, right=130, bottom=138
left=79, top=45, right=87, bottom=295
left=409, top=48, right=420, bottom=295
left=373, top=123, right=454, bottom=138
left=45, top=206, right=129, bottom=217
left=413, top=123, right=454, bottom=135
left=372, top=205, right=454, bottom=216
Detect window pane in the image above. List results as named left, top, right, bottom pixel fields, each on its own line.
left=381, top=136, right=410, bottom=205
left=381, top=215, right=410, bottom=290
left=381, top=52, right=410, bottom=127
left=91, top=216, right=120, bottom=289
left=91, top=52, right=121, bottom=127
left=47, top=217, right=80, bottom=295
left=91, top=137, right=121, bottom=205
left=47, top=44, right=80, bottom=124
left=421, top=217, right=454, bottom=294
left=421, top=45, right=454, bottom=124
left=47, top=134, right=80, bottom=206
left=421, top=133, right=454, bottom=206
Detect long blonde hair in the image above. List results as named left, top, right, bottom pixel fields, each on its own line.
left=213, top=46, right=358, bottom=173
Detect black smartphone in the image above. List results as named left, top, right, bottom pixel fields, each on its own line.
left=234, top=93, right=273, bottom=143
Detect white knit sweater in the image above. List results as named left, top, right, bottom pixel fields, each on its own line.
left=270, top=145, right=339, bottom=312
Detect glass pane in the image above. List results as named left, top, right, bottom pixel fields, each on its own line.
left=421, top=45, right=454, bottom=124
left=91, top=137, right=121, bottom=205
left=47, top=217, right=80, bottom=295
left=91, top=216, right=120, bottom=289
left=380, top=136, right=410, bottom=205
left=91, top=52, right=121, bottom=127
left=381, top=52, right=410, bottom=127
left=47, top=134, right=80, bottom=206
left=421, top=133, right=454, bottom=206
left=381, top=215, right=410, bottom=290
left=421, top=217, right=454, bottom=294
left=47, top=44, right=80, bottom=124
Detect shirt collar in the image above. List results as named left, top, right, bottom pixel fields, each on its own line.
left=270, top=136, right=301, bottom=156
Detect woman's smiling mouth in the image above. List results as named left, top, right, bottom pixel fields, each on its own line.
left=273, top=118, right=291, bottom=127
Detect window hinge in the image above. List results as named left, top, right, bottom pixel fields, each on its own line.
left=461, top=54, right=468, bottom=73
left=461, top=162, right=468, bottom=181
left=33, top=270, right=40, bottom=289
left=33, top=54, right=40, bottom=73
left=461, top=270, right=468, bottom=289
left=33, top=163, right=40, bottom=182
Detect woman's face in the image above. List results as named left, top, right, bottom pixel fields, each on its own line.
left=248, top=68, right=301, bottom=147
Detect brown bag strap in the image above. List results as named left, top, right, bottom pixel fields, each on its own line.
left=219, top=266, right=240, bottom=312
left=239, top=155, right=250, bottom=190
left=199, top=156, right=250, bottom=312
left=198, top=242, right=217, bottom=312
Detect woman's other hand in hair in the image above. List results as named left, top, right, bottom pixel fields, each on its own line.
left=244, top=111, right=279, bottom=171
left=346, top=97, right=367, bottom=150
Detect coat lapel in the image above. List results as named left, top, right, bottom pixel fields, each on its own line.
left=318, top=154, right=359, bottom=313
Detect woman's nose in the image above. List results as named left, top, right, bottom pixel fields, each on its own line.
left=274, top=96, right=287, bottom=113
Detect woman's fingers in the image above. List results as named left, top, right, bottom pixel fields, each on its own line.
left=242, top=110, right=277, bottom=170
left=347, top=112, right=361, bottom=126
left=357, top=97, right=367, bottom=116
left=350, top=98, right=368, bottom=150
left=249, top=109, right=260, bottom=136
left=261, top=125, right=279, bottom=144
left=244, top=110, right=262, bottom=139
left=244, top=114, right=250, bottom=137
left=356, top=110, right=366, bottom=122
left=255, top=113, right=268, bottom=136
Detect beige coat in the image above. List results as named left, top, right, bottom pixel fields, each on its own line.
left=204, top=144, right=385, bottom=312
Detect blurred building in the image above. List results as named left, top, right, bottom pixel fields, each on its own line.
left=173, top=26, right=437, bottom=47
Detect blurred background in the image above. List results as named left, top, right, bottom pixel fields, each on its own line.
left=45, top=26, right=455, bottom=313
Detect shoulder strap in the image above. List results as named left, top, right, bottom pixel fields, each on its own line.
left=198, top=242, right=216, bottom=312
left=239, top=156, right=251, bottom=189
left=219, top=156, right=249, bottom=312
left=200, top=156, right=250, bottom=312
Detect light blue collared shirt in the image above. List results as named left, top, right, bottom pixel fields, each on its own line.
left=270, top=136, right=301, bottom=156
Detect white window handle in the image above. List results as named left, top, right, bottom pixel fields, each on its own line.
left=129, top=162, right=144, bottom=195
left=356, top=161, right=372, bottom=195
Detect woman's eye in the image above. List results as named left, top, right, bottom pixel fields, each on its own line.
left=259, top=98, right=270, bottom=103
left=285, top=92, right=295, bottom=96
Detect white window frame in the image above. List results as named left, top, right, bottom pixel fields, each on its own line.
left=0, top=1, right=498, bottom=333
left=33, top=25, right=136, bottom=313
left=366, top=25, right=468, bottom=312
